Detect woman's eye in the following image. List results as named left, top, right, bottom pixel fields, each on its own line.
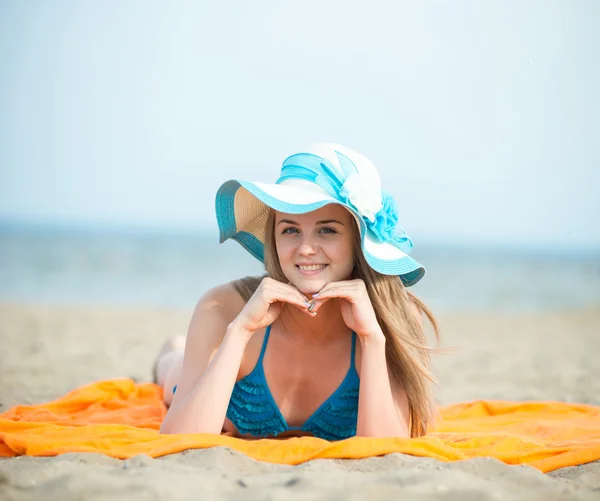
left=281, top=227, right=336, bottom=235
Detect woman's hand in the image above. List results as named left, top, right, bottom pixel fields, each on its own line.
left=229, top=277, right=311, bottom=340
left=309, top=279, right=384, bottom=341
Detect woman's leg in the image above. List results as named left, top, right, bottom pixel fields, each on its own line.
left=154, top=335, right=186, bottom=406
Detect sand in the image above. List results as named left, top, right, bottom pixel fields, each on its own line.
left=1, top=302, right=599, bottom=500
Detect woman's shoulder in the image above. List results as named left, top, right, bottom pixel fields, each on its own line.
left=184, top=281, right=251, bottom=347
left=192, top=281, right=248, bottom=322
left=191, top=276, right=265, bottom=326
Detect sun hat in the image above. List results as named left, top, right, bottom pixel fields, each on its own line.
left=215, top=142, right=425, bottom=287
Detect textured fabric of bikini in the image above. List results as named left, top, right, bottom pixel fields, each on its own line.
left=225, top=325, right=360, bottom=441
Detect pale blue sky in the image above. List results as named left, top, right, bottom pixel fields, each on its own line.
left=1, top=1, right=599, bottom=249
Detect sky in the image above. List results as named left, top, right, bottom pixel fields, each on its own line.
left=1, top=1, right=599, bottom=250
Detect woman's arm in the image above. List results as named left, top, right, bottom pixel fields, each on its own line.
left=356, top=335, right=410, bottom=438
left=160, top=278, right=311, bottom=434
left=159, top=285, right=248, bottom=434
left=355, top=300, right=423, bottom=438
left=309, top=280, right=417, bottom=438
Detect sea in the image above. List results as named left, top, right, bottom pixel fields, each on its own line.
left=1, top=225, right=599, bottom=315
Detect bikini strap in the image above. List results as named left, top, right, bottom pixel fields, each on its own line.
left=351, top=331, right=357, bottom=368
left=257, top=325, right=272, bottom=365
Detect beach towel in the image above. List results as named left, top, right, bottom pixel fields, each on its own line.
left=1, top=378, right=599, bottom=473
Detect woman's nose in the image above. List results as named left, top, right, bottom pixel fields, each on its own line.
left=298, top=235, right=318, bottom=255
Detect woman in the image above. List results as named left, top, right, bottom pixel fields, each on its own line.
left=157, top=143, right=440, bottom=440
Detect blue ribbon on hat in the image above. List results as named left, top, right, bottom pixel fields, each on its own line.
left=276, top=151, right=414, bottom=253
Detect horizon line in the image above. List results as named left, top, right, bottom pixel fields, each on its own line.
left=1, top=218, right=599, bottom=258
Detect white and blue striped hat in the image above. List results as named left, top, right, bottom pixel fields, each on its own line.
left=215, top=143, right=425, bottom=287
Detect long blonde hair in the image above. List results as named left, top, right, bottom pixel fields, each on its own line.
left=232, top=209, right=441, bottom=437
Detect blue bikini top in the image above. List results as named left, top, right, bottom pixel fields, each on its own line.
left=226, top=325, right=360, bottom=441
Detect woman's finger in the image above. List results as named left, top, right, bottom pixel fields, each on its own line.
left=276, top=283, right=319, bottom=316
left=313, top=280, right=362, bottom=297
left=277, top=283, right=312, bottom=307
left=313, top=282, right=359, bottom=301
left=307, top=296, right=331, bottom=314
left=309, top=282, right=364, bottom=314
left=262, top=281, right=311, bottom=310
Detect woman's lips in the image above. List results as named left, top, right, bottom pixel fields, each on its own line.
left=296, top=264, right=328, bottom=276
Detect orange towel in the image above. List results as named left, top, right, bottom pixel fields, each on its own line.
left=1, top=379, right=599, bottom=472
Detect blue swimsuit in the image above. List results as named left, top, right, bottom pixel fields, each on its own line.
left=173, top=325, right=360, bottom=441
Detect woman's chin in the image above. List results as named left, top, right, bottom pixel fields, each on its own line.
left=292, top=279, right=326, bottom=296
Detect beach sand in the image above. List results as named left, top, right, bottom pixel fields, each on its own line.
left=1, top=302, right=599, bottom=500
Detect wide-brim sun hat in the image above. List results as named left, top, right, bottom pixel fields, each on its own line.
left=215, top=142, right=425, bottom=287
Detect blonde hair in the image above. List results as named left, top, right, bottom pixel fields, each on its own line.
left=232, top=209, right=441, bottom=437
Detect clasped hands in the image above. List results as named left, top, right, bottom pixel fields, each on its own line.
left=233, top=276, right=384, bottom=342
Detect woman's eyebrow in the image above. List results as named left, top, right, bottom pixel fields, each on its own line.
left=316, top=219, right=344, bottom=225
left=277, top=218, right=344, bottom=226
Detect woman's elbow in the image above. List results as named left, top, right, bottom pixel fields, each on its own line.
left=159, top=405, right=187, bottom=434
left=159, top=414, right=177, bottom=434
left=158, top=411, right=222, bottom=435
left=355, top=423, right=410, bottom=439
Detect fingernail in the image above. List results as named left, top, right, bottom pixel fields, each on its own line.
left=303, top=301, right=311, bottom=307
left=312, top=293, right=319, bottom=298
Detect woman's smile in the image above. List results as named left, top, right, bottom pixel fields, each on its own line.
left=296, top=263, right=328, bottom=276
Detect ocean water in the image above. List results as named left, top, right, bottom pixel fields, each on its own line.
left=1, top=226, right=599, bottom=314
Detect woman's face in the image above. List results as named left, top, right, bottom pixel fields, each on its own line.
left=274, top=204, right=356, bottom=295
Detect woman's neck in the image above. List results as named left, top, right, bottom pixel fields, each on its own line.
left=274, top=299, right=350, bottom=346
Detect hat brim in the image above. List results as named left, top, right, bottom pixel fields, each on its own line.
left=216, top=180, right=425, bottom=287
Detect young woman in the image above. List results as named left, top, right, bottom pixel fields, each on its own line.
left=156, top=143, right=439, bottom=440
